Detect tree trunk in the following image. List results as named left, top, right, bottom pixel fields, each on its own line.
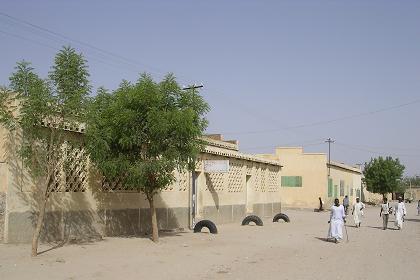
left=31, top=197, right=48, bottom=257
left=147, top=195, right=159, bottom=243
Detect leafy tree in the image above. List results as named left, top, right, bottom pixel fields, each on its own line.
left=0, top=46, right=90, bottom=256
left=363, top=156, right=405, bottom=199
left=85, top=74, right=208, bottom=242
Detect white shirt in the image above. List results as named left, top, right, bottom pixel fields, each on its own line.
left=330, top=205, right=346, bottom=221
left=381, top=203, right=389, bottom=214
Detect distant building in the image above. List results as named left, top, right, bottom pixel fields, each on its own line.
left=260, top=147, right=362, bottom=210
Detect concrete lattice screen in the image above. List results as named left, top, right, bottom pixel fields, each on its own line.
left=227, top=160, right=244, bottom=193
left=49, top=144, right=88, bottom=193
left=205, top=173, right=225, bottom=192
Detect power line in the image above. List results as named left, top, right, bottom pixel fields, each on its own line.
left=240, top=138, right=326, bottom=151
left=222, top=98, right=420, bottom=136
left=0, top=12, right=303, bottom=136
left=338, top=143, right=420, bottom=153
left=0, top=12, right=192, bottom=85
left=0, top=29, right=140, bottom=75
left=334, top=142, right=420, bottom=158
left=3, top=11, right=419, bottom=151
left=0, top=12, right=307, bottom=137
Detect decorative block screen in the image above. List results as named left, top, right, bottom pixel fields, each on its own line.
left=227, top=160, right=244, bottom=193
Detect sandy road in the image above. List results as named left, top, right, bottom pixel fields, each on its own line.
left=1, top=203, right=419, bottom=280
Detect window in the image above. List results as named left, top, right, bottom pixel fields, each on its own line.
left=340, top=180, right=345, bottom=197
left=328, top=178, right=333, bottom=197
left=334, top=185, right=338, bottom=198
left=356, top=189, right=361, bottom=198
left=281, top=176, right=302, bottom=187
left=350, top=188, right=354, bottom=196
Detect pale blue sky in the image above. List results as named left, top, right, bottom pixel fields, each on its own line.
left=1, top=0, right=419, bottom=175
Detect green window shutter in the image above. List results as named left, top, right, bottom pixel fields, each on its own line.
left=328, top=178, right=333, bottom=197
left=339, top=180, right=345, bottom=197
left=334, top=185, right=338, bottom=198
left=281, top=176, right=302, bottom=187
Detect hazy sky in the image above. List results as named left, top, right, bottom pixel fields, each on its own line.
left=1, top=0, right=419, bottom=175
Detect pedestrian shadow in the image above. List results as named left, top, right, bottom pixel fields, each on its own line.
left=366, top=226, right=397, bottom=231
left=315, top=237, right=333, bottom=243
left=346, top=225, right=358, bottom=228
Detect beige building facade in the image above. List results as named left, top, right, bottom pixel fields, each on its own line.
left=260, top=147, right=362, bottom=210
left=327, top=161, right=362, bottom=206
left=0, top=130, right=282, bottom=243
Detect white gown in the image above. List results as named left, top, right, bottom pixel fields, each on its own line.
left=353, top=202, right=365, bottom=225
left=394, top=202, right=407, bottom=229
left=328, top=205, right=346, bottom=240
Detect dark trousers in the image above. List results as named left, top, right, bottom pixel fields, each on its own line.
left=382, top=214, right=389, bottom=229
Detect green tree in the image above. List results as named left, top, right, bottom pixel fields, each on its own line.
left=0, top=46, right=90, bottom=256
left=363, top=156, right=405, bottom=199
left=85, top=74, right=209, bottom=242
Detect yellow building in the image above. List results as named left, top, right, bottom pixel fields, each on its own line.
left=260, top=147, right=362, bottom=210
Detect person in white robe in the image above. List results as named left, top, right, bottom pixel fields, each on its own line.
left=394, top=197, right=407, bottom=230
left=328, top=198, right=346, bottom=243
left=352, top=197, right=365, bottom=228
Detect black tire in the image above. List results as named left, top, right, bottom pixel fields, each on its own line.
left=194, top=220, right=218, bottom=234
left=241, top=215, right=263, bottom=226
left=273, top=213, right=290, bottom=223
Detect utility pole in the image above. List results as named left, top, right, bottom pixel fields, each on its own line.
left=182, top=84, right=203, bottom=229
left=182, top=84, right=203, bottom=92
left=355, top=163, right=364, bottom=202
left=325, top=138, right=335, bottom=176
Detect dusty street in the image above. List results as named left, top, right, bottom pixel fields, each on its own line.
left=1, top=203, right=419, bottom=280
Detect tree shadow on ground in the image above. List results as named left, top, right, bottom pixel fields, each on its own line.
left=38, top=237, right=103, bottom=255
left=110, top=229, right=190, bottom=240
left=38, top=240, right=67, bottom=255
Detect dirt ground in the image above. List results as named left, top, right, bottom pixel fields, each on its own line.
left=1, top=203, right=419, bottom=280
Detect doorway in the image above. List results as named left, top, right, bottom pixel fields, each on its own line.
left=191, top=171, right=200, bottom=227
left=246, top=175, right=253, bottom=213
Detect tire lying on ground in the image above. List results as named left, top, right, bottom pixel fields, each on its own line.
left=194, top=220, right=218, bottom=234
left=241, top=215, right=263, bottom=226
left=273, top=213, right=290, bottom=223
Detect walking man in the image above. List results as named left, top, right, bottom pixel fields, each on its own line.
left=394, top=197, right=407, bottom=230
left=328, top=198, right=346, bottom=243
left=352, top=197, right=365, bottom=228
left=343, top=195, right=350, bottom=215
left=417, top=200, right=420, bottom=216
left=379, top=197, right=390, bottom=230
